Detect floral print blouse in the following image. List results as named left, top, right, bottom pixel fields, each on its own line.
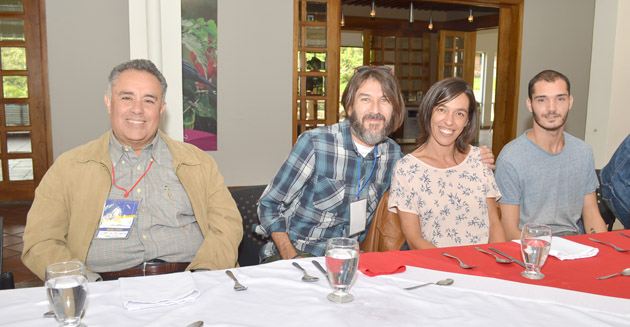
left=388, top=146, right=501, bottom=247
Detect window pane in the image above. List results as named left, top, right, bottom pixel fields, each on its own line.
left=1, top=47, right=26, bottom=70
left=0, top=0, right=23, bottom=13
left=444, top=51, right=453, bottom=64
left=398, top=65, right=409, bottom=77
left=454, top=66, right=463, bottom=78
left=443, top=66, right=453, bottom=77
left=0, top=19, right=24, bottom=41
left=296, top=99, right=301, bottom=120
left=3, top=75, right=28, bottom=98
left=411, top=52, right=422, bottom=63
left=305, top=26, right=326, bottom=47
left=411, top=38, right=423, bottom=50
left=455, top=51, right=464, bottom=63
left=306, top=1, right=327, bottom=22
left=455, top=37, right=464, bottom=49
left=304, top=99, right=325, bottom=120
left=4, top=103, right=29, bottom=126
left=384, top=51, right=394, bottom=63
left=398, top=37, right=408, bottom=50
left=383, top=37, right=395, bottom=49
left=306, top=52, right=326, bottom=72
left=8, top=158, right=32, bottom=181
left=306, top=76, right=325, bottom=96
left=398, top=51, right=409, bottom=64
left=7, top=130, right=30, bottom=153
left=445, top=36, right=454, bottom=49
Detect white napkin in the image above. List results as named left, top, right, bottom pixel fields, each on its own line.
left=119, top=271, right=200, bottom=310
left=513, top=237, right=599, bottom=261
left=548, top=236, right=599, bottom=260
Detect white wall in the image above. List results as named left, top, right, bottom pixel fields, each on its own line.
left=518, top=0, right=595, bottom=140
left=46, top=0, right=130, bottom=158
left=586, top=0, right=630, bottom=168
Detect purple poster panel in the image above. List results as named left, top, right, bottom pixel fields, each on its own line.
left=181, top=0, right=217, bottom=151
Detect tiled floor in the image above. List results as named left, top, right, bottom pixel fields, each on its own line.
left=1, top=202, right=42, bottom=288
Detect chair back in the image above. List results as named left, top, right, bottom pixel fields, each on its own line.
left=0, top=216, right=15, bottom=289
left=360, top=189, right=406, bottom=252
left=229, top=185, right=269, bottom=266
left=595, top=169, right=616, bottom=231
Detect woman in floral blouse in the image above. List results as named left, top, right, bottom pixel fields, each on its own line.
left=388, top=78, right=506, bottom=249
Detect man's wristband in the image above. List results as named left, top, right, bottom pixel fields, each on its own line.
left=291, top=253, right=300, bottom=259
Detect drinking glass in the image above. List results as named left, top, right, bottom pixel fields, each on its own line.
left=520, top=223, right=552, bottom=280
left=45, top=261, right=88, bottom=327
left=325, top=237, right=360, bottom=303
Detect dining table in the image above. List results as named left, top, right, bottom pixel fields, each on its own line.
left=1, top=230, right=629, bottom=326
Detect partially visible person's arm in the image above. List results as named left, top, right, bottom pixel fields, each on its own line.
left=479, top=145, right=495, bottom=170
left=487, top=198, right=506, bottom=243
left=257, top=133, right=316, bottom=260
left=499, top=203, right=521, bottom=241
left=582, top=192, right=608, bottom=234
left=398, top=211, right=436, bottom=250
left=271, top=232, right=300, bottom=259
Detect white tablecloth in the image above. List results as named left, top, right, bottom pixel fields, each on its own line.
left=1, top=257, right=628, bottom=326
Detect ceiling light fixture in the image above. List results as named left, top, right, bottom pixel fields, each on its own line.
left=370, top=0, right=376, bottom=18
left=428, top=14, right=433, bottom=30
left=468, top=9, right=474, bottom=23
left=409, top=2, right=414, bottom=23
left=341, top=10, right=345, bottom=26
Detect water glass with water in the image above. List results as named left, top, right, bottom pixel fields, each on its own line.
left=45, top=261, right=88, bottom=327
left=520, top=223, right=552, bottom=280
left=325, top=237, right=360, bottom=303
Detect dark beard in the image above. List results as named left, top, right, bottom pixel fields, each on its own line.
left=349, top=111, right=393, bottom=145
left=532, top=110, right=568, bottom=132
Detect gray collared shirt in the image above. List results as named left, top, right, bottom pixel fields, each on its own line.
left=86, top=132, right=204, bottom=272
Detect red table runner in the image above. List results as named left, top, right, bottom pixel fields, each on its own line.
left=360, top=230, right=630, bottom=299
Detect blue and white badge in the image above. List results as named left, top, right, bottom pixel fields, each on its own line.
left=95, top=199, right=139, bottom=239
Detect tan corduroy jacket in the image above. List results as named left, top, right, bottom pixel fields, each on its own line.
left=22, top=131, right=242, bottom=280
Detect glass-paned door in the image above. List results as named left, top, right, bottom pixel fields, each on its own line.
left=437, top=30, right=476, bottom=86
left=0, top=0, right=50, bottom=202
left=293, top=0, right=340, bottom=143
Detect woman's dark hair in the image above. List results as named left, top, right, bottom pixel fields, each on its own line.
left=416, top=77, right=478, bottom=153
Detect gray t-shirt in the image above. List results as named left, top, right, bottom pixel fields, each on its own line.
left=495, top=131, right=598, bottom=235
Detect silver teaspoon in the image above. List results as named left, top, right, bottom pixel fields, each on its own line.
left=596, top=268, right=630, bottom=280
left=292, top=262, right=319, bottom=282
left=404, top=278, right=454, bottom=290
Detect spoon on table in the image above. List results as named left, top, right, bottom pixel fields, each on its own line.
left=404, top=278, right=454, bottom=290
left=186, top=321, right=204, bottom=327
left=475, top=247, right=513, bottom=263
left=292, top=262, right=319, bottom=282
left=596, top=268, right=630, bottom=280
left=441, top=252, right=477, bottom=269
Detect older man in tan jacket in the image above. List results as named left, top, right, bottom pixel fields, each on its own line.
left=22, top=59, right=242, bottom=280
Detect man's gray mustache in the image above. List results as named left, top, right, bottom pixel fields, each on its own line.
left=363, top=114, right=386, bottom=121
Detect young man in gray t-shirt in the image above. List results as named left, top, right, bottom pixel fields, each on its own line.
left=494, top=70, right=607, bottom=240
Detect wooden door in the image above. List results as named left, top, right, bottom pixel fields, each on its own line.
left=437, top=30, right=476, bottom=86
left=293, top=0, right=341, bottom=143
left=0, top=0, right=50, bottom=202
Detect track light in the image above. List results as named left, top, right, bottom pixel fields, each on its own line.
left=409, top=2, right=414, bottom=23
left=468, top=9, right=474, bottom=23
left=341, top=10, right=345, bottom=26
left=370, top=0, right=376, bottom=18
left=428, top=14, right=433, bottom=30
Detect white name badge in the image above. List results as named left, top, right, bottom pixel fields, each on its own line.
left=349, top=198, right=367, bottom=237
left=95, top=199, right=139, bottom=239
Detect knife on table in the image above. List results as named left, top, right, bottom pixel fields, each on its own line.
left=488, top=247, right=527, bottom=268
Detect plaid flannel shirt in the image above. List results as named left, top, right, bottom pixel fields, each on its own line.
left=257, top=119, right=403, bottom=260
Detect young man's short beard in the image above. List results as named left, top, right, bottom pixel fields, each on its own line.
left=349, top=111, right=393, bottom=145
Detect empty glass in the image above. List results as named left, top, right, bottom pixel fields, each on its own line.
left=325, top=237, right=360, bottom=303
left=520, top=224, right=552, bottom=280
left=45, top=261, right=88, bottom=327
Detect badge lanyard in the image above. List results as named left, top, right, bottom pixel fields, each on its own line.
left=111, top=158, right=154, bottom=198
left=356, top=144, right=378, bottom=199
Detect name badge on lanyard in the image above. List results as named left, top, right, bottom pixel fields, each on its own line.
left=349, top=145, right=378, bottom=237
left=95, top=199, right=139, bottom=239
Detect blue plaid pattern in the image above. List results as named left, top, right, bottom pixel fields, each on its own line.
left=257, top=119, right=403, bottom=260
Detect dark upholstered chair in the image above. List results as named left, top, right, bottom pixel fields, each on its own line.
left=1, top=216, right=15, bottom=289
left=229, top=185, right=269, bottom=267
left=595, top=169, right=616, bottom=231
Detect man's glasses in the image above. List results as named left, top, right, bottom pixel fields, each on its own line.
left=354, top=65, right=393, bottom=74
